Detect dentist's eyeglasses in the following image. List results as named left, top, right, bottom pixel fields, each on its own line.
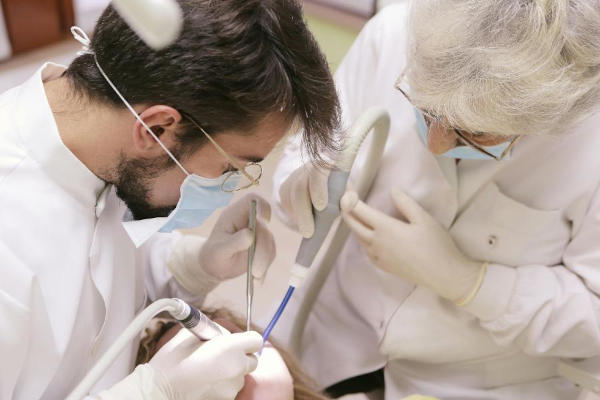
left=222, top=162, right=263, bottom=192
left=182, top=113, right=263, bottom=192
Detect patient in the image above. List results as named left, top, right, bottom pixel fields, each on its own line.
left=136, top=308, right=331, bottom=400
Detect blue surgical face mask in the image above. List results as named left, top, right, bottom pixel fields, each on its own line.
left=121, top=173, right=237, bottom=247
left=158, top=173, right=238, bottom=233
left=413, top=108, right=512, bottom=160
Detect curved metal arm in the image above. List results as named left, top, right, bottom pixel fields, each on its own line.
left=289, top=107, right=390, bottom=354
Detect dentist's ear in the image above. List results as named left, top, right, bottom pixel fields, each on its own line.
left=131, top=105, right=182, bottom=156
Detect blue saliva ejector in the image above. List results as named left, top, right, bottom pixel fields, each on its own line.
left=262, top=107, right=390, bottom=342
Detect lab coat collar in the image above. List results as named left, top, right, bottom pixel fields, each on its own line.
left=14, top=62, right=106, bottom=206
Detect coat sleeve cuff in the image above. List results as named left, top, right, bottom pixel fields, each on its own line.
left=167, top=233, right=220, bottom=298
left=462, top=263, right=518, bottom=322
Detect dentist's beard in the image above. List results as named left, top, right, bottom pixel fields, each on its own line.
left=114, top=154, right=176, bottom=220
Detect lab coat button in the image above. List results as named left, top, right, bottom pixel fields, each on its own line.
left=487, top=235, right=498, bottom=247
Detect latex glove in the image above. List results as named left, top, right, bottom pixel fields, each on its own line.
left=168, top=193, right=275, bottom=294
left=340, top=189, right=482, bottom=303
left=278, top=164, right=330, bottom=238
left=235, top=343, right=294, bottom=400
left=96, top=329, right=263, bottom=400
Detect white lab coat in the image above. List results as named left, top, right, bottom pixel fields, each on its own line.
left=0, top=63, right=202, bottom=399
left=273, top=4, right=600, bottom=399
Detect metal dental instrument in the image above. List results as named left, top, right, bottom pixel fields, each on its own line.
left=246, top=199, right=257, bottom=331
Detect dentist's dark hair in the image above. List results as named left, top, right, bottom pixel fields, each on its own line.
left=65, top=0, right=340, bottom=163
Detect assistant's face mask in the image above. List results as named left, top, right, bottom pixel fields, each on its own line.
left=69, top=27, right=237, bottom=247
left=413, top=108, right=513, bottom=160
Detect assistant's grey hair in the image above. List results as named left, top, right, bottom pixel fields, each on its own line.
left=406, top=0, right=600, bottom=136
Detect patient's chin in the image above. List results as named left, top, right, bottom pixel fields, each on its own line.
left=235, top=345, right=294, bottom=400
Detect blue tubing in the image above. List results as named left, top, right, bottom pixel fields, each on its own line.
left=262, top=286, right=295, bottom=342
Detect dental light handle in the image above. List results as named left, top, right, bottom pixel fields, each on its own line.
left=289, top=107, right=389, bottom=353
left=66, top=298, right=222, bottom=400
left=289, top=107, right=391, bottom=288
left=111, top=0, right=183, bottom=50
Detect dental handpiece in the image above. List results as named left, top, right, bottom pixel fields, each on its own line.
left=170, top=299, right=224, bottom=340
left=67, top=298, right=223, bottom=400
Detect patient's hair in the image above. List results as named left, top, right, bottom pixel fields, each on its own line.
left=65, top=0, right=340, bottom=164
left=136, top=308, right=331, bottom=400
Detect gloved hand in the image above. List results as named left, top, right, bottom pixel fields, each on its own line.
left=168, top=193, right=275, bottom=294
left=278, top=164, right=330, bottom=238
left=95, top=328, right=263, bottom=400
left=340, top=189, right=483, bottom=303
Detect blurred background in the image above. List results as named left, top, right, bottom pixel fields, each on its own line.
left=0, top=0, right=409, bottom=90
left=0, top=3, right=405, bottom=397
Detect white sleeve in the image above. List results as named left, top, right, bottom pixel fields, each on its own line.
left=139, top=232, right=214, bottom=306
left=464, top=184, right=600, bottom=358
left=272, top=10, right=390, bottom=221
left=0, top=242, right=54, bottom=399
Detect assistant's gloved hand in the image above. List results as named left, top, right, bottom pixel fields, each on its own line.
left=340, top=189, right=483, bottom=303
left=168, top=193, right=275, bottom=295
left=278, top=164, right=330, bottom=238
left=95, top=329, right=263, bottom=400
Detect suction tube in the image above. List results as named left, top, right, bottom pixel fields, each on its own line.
left=290, top=107, right=391, bottom=286
left=288, top=108, right=390, bottom=351
left=67, top=298, right=222, bottom=400
left=262, top=107, right=390, bottom=343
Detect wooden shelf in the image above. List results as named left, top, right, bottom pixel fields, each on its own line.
left=0, top=0, right=74, bottom=55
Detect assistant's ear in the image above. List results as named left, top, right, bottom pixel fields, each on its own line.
left=131, top=105, right=182, bottom=156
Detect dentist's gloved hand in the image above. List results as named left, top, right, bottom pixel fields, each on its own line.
left=168, top=193, right=275, bottom=295
left=340, top=189, right=483, bottom=303
left=278, top=164, right=330, bottom=238
left=95, top=329, right=263, bottom=400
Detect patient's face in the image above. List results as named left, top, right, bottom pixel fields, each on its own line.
left=156, top=318, right=294, bottom=400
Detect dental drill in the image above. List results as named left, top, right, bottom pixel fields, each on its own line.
left=66, top=298, right=223, bottom=400
left=261, top=107, right=390, bottom=342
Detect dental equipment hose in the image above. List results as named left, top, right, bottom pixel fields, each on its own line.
left=261, top=107, right=390, bottom=344
left=66, top=298, right=223, bottom=400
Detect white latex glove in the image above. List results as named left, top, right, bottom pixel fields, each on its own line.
left=278, top=164, right=330, bottom=238
left=340, top=189, right=483, bottom=303
left=168, top=193, right=275, bottom=294
left=95, top=328, right=263, bottom=400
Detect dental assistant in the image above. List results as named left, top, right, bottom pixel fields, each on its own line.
left=274, top=1, right=600, bottom=399
left=0, top=1, right=340, bottom=399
